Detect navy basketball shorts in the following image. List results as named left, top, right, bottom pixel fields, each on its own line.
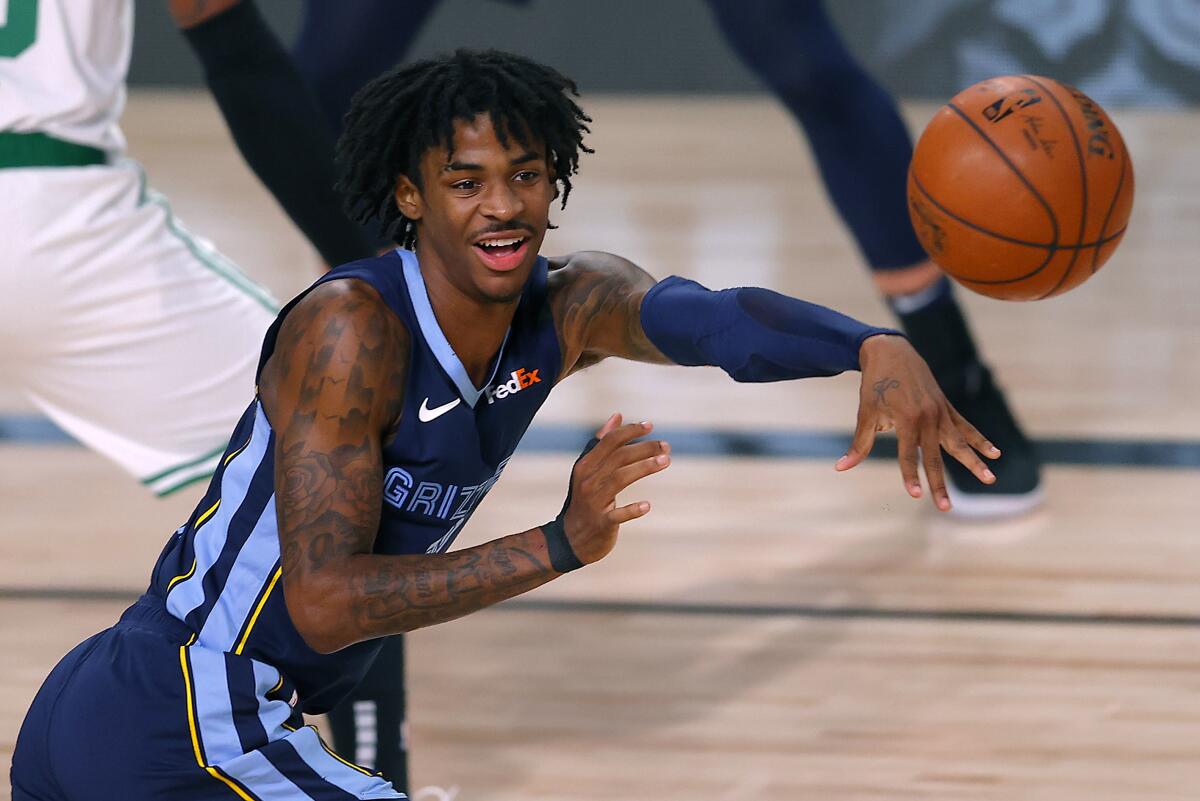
left=11, top=595, right=403, bottom=800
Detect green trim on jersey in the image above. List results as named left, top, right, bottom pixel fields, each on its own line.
left=0, top=131, right=105, bottom=168
left=125, top=160, right=279, bottom=496
left=142, top=444, right=227, bottom=497
left=0, top=0, right=38, bottom=58
left=130, top=160, right=281, bottom=315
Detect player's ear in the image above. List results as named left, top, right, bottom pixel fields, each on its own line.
left=394, top=174, right=423, bottom=221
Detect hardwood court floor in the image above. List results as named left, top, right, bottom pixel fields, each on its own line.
left=2, top=93, right=1198, bottom=800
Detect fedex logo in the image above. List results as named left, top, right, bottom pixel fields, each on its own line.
left=483, top=367, right=540, bottom=404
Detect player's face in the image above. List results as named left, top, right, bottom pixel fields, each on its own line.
left=397, top=114, right=555, bottom=305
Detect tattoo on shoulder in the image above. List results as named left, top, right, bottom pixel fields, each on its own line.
left=550, top=254, right=665, bottom=376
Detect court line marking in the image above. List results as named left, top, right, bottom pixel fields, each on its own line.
left=3, top=416, right=1198, bottom=469
left=3, top=586, right=1196, bottom=629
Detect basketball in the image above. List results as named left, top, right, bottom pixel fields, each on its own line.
left=907, top=75, right=1134, bottom=300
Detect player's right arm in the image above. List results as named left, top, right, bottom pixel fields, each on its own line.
left=259, top=282, right=667, bottom=653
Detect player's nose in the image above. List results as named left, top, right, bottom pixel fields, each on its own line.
left=479, top=181, right=524, bottom=220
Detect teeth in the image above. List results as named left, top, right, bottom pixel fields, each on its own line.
left=478, top=237, right=523, bottom=248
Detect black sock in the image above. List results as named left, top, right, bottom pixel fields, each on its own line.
left=327, top=635, right=408, bottom=791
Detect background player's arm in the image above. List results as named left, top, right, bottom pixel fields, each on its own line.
left=260, top=282, right=664, bottom=653
left=548, top=251, right=999, bottom=511
left=167, top=0, right=375, bottom=268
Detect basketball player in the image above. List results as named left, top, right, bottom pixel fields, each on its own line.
left=290, top=1, right=1042, bottom=783
left=291, top=0, right=1042, bottom=518
left=12, top=49, right=1001, bottom=800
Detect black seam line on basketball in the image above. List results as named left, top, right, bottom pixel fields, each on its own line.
left=912, top=173, right=1122, bottom=252
left=910, top=171, right=1125, bottom=286
left=910, top=172, right=1057, bottom=286
left=1023, top=75, right=1087, bottom=300
left=946, top=100, right=1061, bottom=253
left=1092, top=140, right=1129, bottom=276
left=4, top=586, right=1197, bottom=628
left=909, top=173, right=1055, bottom=285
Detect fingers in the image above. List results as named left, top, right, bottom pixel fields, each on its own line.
left=588, top=417, right=654, bottom=464
left=940, top=422, right=997, bottom=486
left=920, top=428, right=952, bottom=512
left=611, top=449, right=671, bottom=493
left=607, top=500, right=652, bottom=525
left=896, top=431, right=923, bottom=500
left=610, top=438, right=669, bottom=468
left=575, top=413, right=669, bottom=525
left=949, top=408, right=1001, bottom=460
left=594, top=412, right=622, bottom=439
left=835, top=409, right=878, bottom=472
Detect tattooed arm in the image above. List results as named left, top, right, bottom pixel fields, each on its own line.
left=547, top=251, right=672, bottom=379
left=259, top=281, right=664, bottom=653
left=548, top=251, right=1000, bottom=511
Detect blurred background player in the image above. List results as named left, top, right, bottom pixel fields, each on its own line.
left=1, top=0, right=275, bottom=496
left=0, top=0, right=373, bottom=492
left=290, top=0, right=1043, bottom=518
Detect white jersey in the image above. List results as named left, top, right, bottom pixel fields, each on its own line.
left=0, top=0, right=131, bottom=155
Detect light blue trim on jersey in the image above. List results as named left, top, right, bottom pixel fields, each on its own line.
left=252, top=660, right=293, bottom=734
left=287, top=726, right=399, bottom=799
left=399, top=249, right=510, bottom=408
left=188, top=646, right=244, bottom=764
left=197, top=496, right=279, bottom=652
left=167, top=402, right=272, bottom=623
left=220, top=751, right=310, bottom=800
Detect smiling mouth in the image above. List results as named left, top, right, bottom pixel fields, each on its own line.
left=474, top=236, right=528, bottom=256
left=472, top=235, right=531, bottom=272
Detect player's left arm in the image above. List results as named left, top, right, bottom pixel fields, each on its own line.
left=548, top=251, right=1000, bottom=512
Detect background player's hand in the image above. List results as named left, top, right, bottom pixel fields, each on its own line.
left=835, top=335, right=1001, bottom=512
left=562, top=413, right=670, bottom=563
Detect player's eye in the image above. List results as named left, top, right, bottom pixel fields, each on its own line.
left=514, top=170, right=540, bottom=183
left=450, top=179, right=480, bottom=191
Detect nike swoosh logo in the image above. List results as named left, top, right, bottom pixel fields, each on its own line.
left=418, top=397, right=461, bottom=423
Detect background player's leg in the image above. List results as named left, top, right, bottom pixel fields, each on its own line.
left=327, top=635, right=409, bottom=792
left=292, top=0, right=441, bottom=139
left=2, top=161, right=276, bottom=495
left=705, top=0, right=1041, bottom=516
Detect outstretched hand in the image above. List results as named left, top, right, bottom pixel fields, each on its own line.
left=561, top=413, right=671, bottom=564
left=834, top=335, right=1001, bottom=512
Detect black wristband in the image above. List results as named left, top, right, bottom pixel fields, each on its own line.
left=541, top=518, right=584, bottom=574
left=541, top=436, right=601, bottom=574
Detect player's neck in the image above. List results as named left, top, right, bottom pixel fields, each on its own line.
left=417, top=253, right=518, bottom=387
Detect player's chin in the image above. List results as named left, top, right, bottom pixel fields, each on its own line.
left=467, top=261, right=530, bottom=303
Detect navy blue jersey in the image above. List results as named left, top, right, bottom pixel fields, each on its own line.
left=147, top=248, right=562, bottom=713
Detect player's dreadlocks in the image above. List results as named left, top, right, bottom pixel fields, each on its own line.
left=336, top=49, right=593, bottom=249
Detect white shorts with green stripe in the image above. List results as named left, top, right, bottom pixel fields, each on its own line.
left=0, top=158, right=280, bottom=495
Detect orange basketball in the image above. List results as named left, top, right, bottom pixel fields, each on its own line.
left=907, top=75, right=1134, bottom=300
